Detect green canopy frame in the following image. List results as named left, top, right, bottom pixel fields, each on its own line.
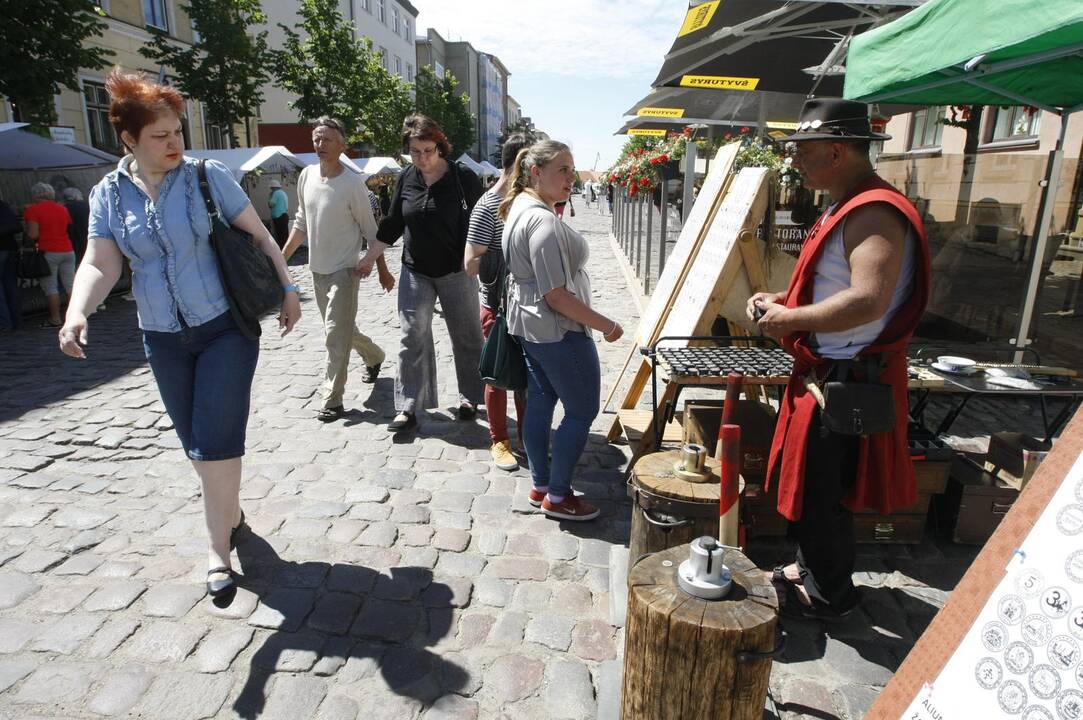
left=845, top=0, right=1083, bottom=360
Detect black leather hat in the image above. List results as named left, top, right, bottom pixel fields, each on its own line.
left=787, top=98, right=891, bottom=142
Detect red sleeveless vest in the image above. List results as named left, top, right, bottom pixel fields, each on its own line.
left=765, top=176, right=931, bottom=521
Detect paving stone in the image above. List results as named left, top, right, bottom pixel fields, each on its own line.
left=400, top=524, right=435, bottom=546
left=578, top=539, right=613, bottom=567
left=570, top=619, right=617, bottom=661
left=489, top=611, right=529, bottom=646
left=435, top=552, right=486, bottom=578
left=0, top=545, right=24, bottom=567
left=475, top=530, right=507, bottom=555
left=312, top=637, right=353, bottom=677
left=141, top=583, right=206, bottom=617
left=432, top=528, right=471, bottom=552
left=325, top=563, right=379, bottom=594
left=351, top=598, right=421, bottom=642
left=327, top=519, right=365, bottom=544
left=371, top=467, right=416, bottom=489
left=487, top=557, right=549, bottom=581
left=393, top=488, right=432, bottom=505
left=11, top=661, right=96, bottom=705
left=0, top=570, right=40, bottom=609
left=318, top=694, right=359, bottom=720
left=777, top=676, right=840, bottom=719
left=343, top=485, right=389, bottom=503
left=403, top=545, right=439, bottom=570
left=822, top=637, right=896, bottom=687
left=203, top=585, right=260, bottom=620
left=193, top=625, right=254, bottom=673
left=422, top=694, right=479, bottom=720
left=85, top=667, right=154, bottom=716
left=374, top=566, right=433, bottom=600
left=51, top=506, right=117, bottom=530
left=546, top=659, right=597, bottom=719
left=475, top=576, right=513, bottom=607
left=443, top=474, right=489, bottom=494
left=253, top=632, right=324, bottom=672
left=247, top=588, right=317, bottom=631
left=13, top=548, right=68, bottom=573
left=505, top=533, right=543, bottom=556
left=260, top=675, right=328, bottom=720
left=349, top=502, right=392, bottom=522
left=542, top=534, right=580, bottom=561
left=85, top=617, right=142, bottom=658
left=430, top=491, right=475, bottom=513
left=457, top=613, right=495, bottom=649
left=430, top=510, right=472, bottom=530
left=296, top=501, right=351, bottom=519
left=390, top=504, right=431, bottom=524
left=136, top=670, right=233, bottom=720
left=485, top=653, right=545, bottom=704
left=307, top=592, right=364, bottom=635
left=0, top=617, right=39, bottom=653
left=0, top=659, right=35, bottom=693
left=51, top=552, right=104, bottom=576
left=279, top=517, right=332, bottom=538
left=595, top=659, right=623, bottom=720
left=275, top=561, right=331, bottom=588
left=423, top=577, right=473, bottom=608
left=834, top=683, right=880, bottom=720
left=61, top=528, right=109, bottom=554
left=552, top=582, right=596, bottom=615
left=30, top=612, right=106, bottom=654
left=336, top=645, right=386, bottom=683
left=356, top=521, right=398, bottom=547
left=124, top=619, right=207, bottom=663
left=84, top=579, right=147, bottom=611
left=524, top=609, right=578, bottom=650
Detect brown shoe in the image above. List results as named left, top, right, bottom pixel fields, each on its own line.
left=541, top=494, right=600, bottom=522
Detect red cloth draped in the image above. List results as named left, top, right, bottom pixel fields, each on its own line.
left=765, top=176, right=930, bottom=521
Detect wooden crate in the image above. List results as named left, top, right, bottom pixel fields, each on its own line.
left=932, top=455, right=1019, bottom=545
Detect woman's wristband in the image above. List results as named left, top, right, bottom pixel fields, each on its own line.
left=603, top=321, right=619, bottom=339
left=283, top=283, right=300, bottom=295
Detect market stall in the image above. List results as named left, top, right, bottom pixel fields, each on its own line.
left=186, top=146, right=308, bottom=224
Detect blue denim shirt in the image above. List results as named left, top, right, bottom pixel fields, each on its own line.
left=88, top=156, right=251, bottom=332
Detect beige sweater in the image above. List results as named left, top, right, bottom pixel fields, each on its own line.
left=292, top=165, right=378, bottom=275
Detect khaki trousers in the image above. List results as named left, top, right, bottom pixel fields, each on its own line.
left=312, top=267, right=385, bottom=409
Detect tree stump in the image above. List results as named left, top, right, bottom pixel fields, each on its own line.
left=630, top=451, right=740, bottom=561
left=621, top=544, right=778, bottom=720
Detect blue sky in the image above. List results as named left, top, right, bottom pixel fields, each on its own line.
left=416, top=0, right=687, bottom=171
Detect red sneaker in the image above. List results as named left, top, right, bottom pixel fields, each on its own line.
left=541, top=495, right=600, bottom=522
left=528, top=488, right=546, bottom=507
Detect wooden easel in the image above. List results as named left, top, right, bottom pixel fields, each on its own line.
left=617, top=167, right=774, bottom=460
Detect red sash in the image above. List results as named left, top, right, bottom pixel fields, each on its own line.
left=765, top=176, right=930, bottom=521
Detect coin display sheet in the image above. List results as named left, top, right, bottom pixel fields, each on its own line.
left=903, top=449, right=1083, bottom=720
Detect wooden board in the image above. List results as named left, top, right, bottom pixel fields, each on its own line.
left=870, top=406, right=1083, bottom=719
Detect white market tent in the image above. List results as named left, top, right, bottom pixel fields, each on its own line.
left=456, top=153, right=484, bottom=175
left=184, top=146, right=306, bottom=181
left=401, top=154, right=412, bottom=165
left=292, top=152, right=366, bottom=175
left=358, top=156, right=402, bottom=176
left=477, top=160, right=501, bottom=178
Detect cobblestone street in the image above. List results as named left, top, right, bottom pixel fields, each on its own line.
left=0, top=201, right=1038, bottom=719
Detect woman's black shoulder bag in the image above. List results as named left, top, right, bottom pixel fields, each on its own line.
left=478, top=216, right=528, bottom=392
left=196, top=160, right=283, bottom=340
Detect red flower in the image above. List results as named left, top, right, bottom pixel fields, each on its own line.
left=724, top=133, right=733, bottom=140
left=640, top=177, right=650, bottom=187
left=610, top=174, right=619, bottom=182
left=629, top=184, right=638, bottom=197
left=659, top=154, right=668, bottom=163
left=740, top=127, right=750, bottom=135
left=682, top=127, right=693, bottom=138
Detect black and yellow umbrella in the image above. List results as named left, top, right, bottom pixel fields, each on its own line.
left=623, top=85, right=808, bottom=132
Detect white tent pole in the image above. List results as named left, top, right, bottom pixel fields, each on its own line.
left=1014, top=111, right=1071, bottom=363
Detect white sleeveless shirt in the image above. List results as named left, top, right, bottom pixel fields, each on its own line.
left=810, top=205, right=917, bottom=359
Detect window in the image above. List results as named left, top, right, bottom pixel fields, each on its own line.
left=395, top=56, right=402, bottom=76
left=908, top=107, right=945, bottom=149
left=360, top=0, right=370, bottom=11
left=434, top=61, right=444, bottom=79
left=378, top=46, right=388, bottom=70
left=989, top=106, right=1041, bottom=141
left=205, top=120, right=230, bottom=149
left=404, top=19, right=412, bottom=42
left=143, top=0, right=168, bottom=30
left=407, top=64, right=414, bottom=82
left=392, top=7, right=400, bottom=35
left=376, top=0, right=385, bottom=24
left=83, top=80, right=121, bottom=154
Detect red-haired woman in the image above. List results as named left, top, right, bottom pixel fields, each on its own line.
left=57, top=69, right=301, bottom=599
left=375, top=114, right=484, bottom=432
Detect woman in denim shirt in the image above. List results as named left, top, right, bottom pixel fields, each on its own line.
left=58, top=70, right=301, bottom=599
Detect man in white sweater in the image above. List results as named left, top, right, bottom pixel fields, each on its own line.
left=283, top=117, right=388, bottom=422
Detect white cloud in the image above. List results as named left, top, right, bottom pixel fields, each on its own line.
left=416, top=0, right=683, bottom=82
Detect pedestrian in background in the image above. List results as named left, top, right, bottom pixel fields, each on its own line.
left=0, top=195, right=21, bottom=332
left=267, top=179, right=290, bottom=249
left=23, top=182, right=74, bottom=328
left=282, top=117, right=387, bottom=422
left=62, top=187, right=90, bottom=267
left=499, top=141, right=624, bottom=522
left=58, top=69, right=301, bottom=599
left=377, top=114, right=484, bottom=433
left=463, top=132, right=532, bottom=471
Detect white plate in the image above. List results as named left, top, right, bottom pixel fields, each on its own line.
left=932, top=361, right=978, bottom=376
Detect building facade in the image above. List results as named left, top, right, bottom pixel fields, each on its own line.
left=1, top=0, right=231, bottom=155
left=258, top=0, right=419, bottom=153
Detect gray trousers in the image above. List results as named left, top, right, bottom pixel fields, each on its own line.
left=395, top=265, right=484, bottom=413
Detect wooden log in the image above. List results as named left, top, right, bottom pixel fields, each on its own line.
left=629, top=451, right=722, bottom=562
left=621, top=544, right=778, bottom=720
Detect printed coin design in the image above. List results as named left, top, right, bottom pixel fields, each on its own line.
left=1066, top=551, right=1083, bottom=584
left=976, top=657, right=1003, bottom=690
left=999, top=680, right=1028, bottom=715
left=984, top=621, right=1011, bottom=652
left=1043, top=587, right=1073, bottom=619
left=1057, top=689, right=1083, bottom=720
left=1057, top=505, right=1083, bottom=536
left=1006, top=642, right=1035, bottom=674
left=1023, top=615, right=1054, bottom=647
left=1048, top=635, right=1080, bottom=671
left=1070, top=607, right=1083, bottom=641
left=1017, top=568, right=1045, bottom=598
left=1000, top=594, right=1027, bottom=625
left=1023, top=705, right=1054, bottom=720
left=1029, top=664, right=1061, bottom=700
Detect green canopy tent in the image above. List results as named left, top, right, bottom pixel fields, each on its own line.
left=844, top=0, right=1083, bottom=360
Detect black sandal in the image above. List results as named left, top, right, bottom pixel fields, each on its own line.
left=388, top=412, right=417, bottom=432
left=778, top=581, right=854, bottom=623
left=771, top=565, right=803, bottom=585
left=229, top=509, right=247, bottom=551
left=206, top=566, right=235, bottom=598
left=362, top=363, right=381, bottom=384
left=316, top=405, right=345, bottom=422
left=457, top=400, right=476, bottom=421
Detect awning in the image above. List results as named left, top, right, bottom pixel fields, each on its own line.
left=358, top=157, right=402, bottom=176
left=623, top=85, right=809, bottom=130
left=456, top=154, right=485, bottom=175
left=292, top=152, right=367, bottom=175
left=0, top=122, right=29, bottom=134
left=843, top=0, right=1083, bottom=361
left=477, top=160, right=501, bottom=178
left=0, top=129, right=119, bottom=170
left=185, top=146, right=308, bottom=181
left=655, top=0, right=921, bottom=97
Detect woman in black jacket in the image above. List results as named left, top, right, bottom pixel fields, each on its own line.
left=376, top=115, right=484, bottom=432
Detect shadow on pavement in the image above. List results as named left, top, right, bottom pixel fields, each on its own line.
left=227, top=532, right=467, bottom=719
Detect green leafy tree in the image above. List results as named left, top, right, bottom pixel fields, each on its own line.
left=0, top=0, right=113, bottom=129
left=413, top=66, right=475, bottom=158
left=272, top=0, right=412, bottom=154
left=139, top=0, right=271, bottom=147
left=493, top=120, right=540, bottom=163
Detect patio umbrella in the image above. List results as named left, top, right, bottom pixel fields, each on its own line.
left=654, top=0, right=922, bottom=97
left=625, top=85, right=809, bottom=129
left=844, top=0, right=1083, bottom=359
left=0, top=129, right=118, bottom=170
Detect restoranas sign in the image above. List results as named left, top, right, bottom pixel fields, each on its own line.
left=628, top=129, right=667, bottom=137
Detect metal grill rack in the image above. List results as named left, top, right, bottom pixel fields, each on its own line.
left=655, top=346, right=793, bottom=379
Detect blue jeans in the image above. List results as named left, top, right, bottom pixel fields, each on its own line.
left=520, top=331, right=600, bottom=497
left=0, top=250, right=21, bottom=330
left=143, top=311, right=259, bottom=461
